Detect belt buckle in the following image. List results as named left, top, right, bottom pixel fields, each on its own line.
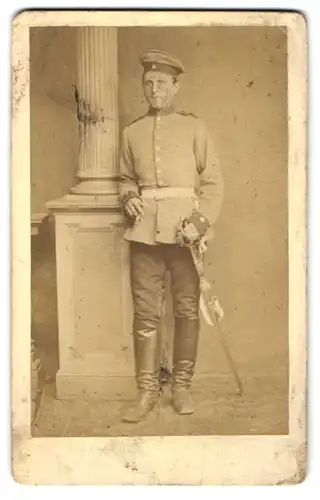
left=153, top=188, right=164, bottom=201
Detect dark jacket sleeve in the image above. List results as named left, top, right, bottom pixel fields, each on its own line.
left=194, top=119, right=224, bottom=226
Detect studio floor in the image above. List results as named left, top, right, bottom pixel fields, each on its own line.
left=32, top=374, right=288, bottom=437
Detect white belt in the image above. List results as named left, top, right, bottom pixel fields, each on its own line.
left=141, top=187, right=196, bottom=200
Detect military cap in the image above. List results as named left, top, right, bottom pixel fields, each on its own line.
left=139, top=49, right=185, bottom=76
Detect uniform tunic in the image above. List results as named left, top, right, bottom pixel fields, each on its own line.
left=119, top=106, right=224, bottom=245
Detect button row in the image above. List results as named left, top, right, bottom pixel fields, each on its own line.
left=154, top=118, right=162, bottom=187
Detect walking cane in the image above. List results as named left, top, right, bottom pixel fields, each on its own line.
left=190, top=243, right=243, bottom=396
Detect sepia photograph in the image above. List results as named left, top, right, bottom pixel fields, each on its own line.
left=11, top=10, right=307, bottom=485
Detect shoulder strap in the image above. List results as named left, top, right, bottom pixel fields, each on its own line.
left=176, top=110, right=199, bottom=119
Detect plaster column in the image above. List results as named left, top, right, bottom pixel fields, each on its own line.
left=71, top=27, right=119, bottom=197
left=47, top=28, right=134, bottom=399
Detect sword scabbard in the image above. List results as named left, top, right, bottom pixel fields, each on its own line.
left=189, top=243, right=243, bottom=396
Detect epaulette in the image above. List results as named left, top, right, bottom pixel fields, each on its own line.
left=176, top=110, right=199, bottom=119
left=127, top=113, right=147, bottom=126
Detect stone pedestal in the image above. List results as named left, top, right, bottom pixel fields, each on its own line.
left=47, top=28, right=135, bottom=399
left=47, top=201, right=135, bottom=399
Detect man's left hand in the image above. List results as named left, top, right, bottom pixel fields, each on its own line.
left=182, top=222, right=200, bottom=245
left=177, top=222, right=200, bottom=247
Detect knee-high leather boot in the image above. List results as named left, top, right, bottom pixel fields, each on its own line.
left=171, top=317, right=200, bottom=415
left=122, top=327, right=160, bottom=423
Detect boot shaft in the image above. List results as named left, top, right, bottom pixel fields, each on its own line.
left=133, top=327, right=160, bottom=393
left=173, top=317, right=200, bottom=366
left=172, top=317, right=200, bottom=389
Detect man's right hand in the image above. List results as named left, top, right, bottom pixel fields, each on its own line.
left=124, top=197, right=144, bottom=219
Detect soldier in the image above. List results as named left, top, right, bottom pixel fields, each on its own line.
left=119, top=49, right=224, bottom=423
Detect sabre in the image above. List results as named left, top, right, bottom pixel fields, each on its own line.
left=190, top=243, right=243, bottom=396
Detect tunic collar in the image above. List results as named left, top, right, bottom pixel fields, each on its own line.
left=148, top=105, right=175, bottom=117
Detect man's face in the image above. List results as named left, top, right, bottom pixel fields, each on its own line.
left=142, top=70, right=180, bottom=110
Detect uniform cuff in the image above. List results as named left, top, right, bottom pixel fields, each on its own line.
left=121, top=191, right=140, bottom=209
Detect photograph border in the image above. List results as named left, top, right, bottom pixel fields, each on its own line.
left=11, top=10, right=307, bottom=485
